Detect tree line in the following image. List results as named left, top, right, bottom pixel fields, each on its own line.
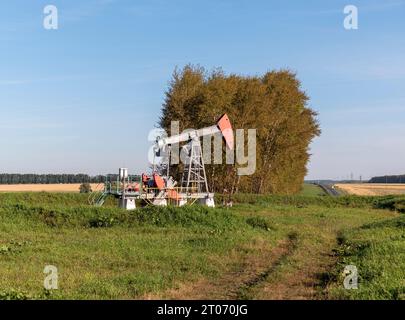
left=159, top=65, right=320, bottom=195
left=369, top=175, right=405, bottom=184
left=0, top=174, right=112, bottom=185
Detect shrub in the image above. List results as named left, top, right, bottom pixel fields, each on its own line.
left=372, top=196, right=405, bottom=213
left=246, top=216, right=273, bottom=231
left=79, top=183, right=92, bottom=193
left=0, top=289, right=33, bottom=300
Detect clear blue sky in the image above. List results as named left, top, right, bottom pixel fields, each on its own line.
left=0, top=0, right=404, bottom=180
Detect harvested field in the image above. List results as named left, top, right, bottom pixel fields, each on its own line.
left=0, top=184, right=100, bottom=193
left=335, top=183, right=405, bottom=196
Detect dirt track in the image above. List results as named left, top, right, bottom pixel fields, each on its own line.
left=0, top=184, right=100, bottom=193
left=145, top=232, right=333, bottom=300
left=335, top=183, right=405, bottom=196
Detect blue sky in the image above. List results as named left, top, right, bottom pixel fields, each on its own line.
left=0, top=0, right=404, bottom=179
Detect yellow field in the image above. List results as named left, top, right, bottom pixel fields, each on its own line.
left=335, top=183, right=405, bottom=196
left=0, top=184, right=101, bottom=193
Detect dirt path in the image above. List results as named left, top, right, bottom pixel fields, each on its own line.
left=146, top=233, right=306, bottom=300
left=253, top=239, right=336, bottom=299
left=145, top=231, right=337, bottom=300
left=235, top=233, right=299, bottom=300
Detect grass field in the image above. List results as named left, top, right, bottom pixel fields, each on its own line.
left=0, top=192, right=403, bottom=300
left=336, top=183, right=405, bottom=196
left=299, top=184, right=327, bottom=197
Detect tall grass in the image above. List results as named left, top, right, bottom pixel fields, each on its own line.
left=328, top=215, right=405, bottom=299
left=217, top=193, right=405, bottom=212
left=2, top=192, right=403, bottom=212
left=0, top=192, right=89, bottom=206
left=0, top=202, right=249, bottom=230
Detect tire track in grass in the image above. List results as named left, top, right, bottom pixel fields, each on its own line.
left=253, top=234, right=338, bottom=300
left=236, top=232, right=299, bottom=299
left=145, top=233, right=298, bottom=300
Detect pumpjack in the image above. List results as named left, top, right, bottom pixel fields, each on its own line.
left=89, top=114, right=233, bottom=209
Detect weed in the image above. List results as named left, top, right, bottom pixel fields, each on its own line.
left=246, top=217, right=274, bottom=231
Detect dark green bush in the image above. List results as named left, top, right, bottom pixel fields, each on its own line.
left=0, top=289, right=33, bottom=300
left=216, top=193, right=380, bottom=208
left=0, top=202, right=247, bottom=231
left=372, top=196, right=405, bottom=213
left=246, top=216, right=273, bottom=231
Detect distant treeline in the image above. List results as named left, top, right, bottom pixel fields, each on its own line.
left=369, top=175, right=405, bottom=184
left=0, top=174, right=124, bottom=184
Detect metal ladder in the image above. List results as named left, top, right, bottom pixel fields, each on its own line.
left=88, top=183, right=108, bottom=206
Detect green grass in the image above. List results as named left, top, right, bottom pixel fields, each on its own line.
left=327, top=215, right=405, bottom=299
left=299, top=184, right=327, bottom=197
left=0, top=192, right=403, bottom=300
left=0, top=193, right=272, bottom=299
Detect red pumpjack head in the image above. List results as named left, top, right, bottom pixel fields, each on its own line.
left=216, top=113, right=234, bottom=150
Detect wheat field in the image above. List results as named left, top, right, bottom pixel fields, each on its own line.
left=0, top=184, right=101, bottom=193
left=335, top=183, right=405, bottom=196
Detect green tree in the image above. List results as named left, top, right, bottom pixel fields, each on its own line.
left=159, top=65, right=320, bottom=195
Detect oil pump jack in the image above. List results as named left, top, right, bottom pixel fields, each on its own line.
left=89, top=114, right=233, bottom=210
